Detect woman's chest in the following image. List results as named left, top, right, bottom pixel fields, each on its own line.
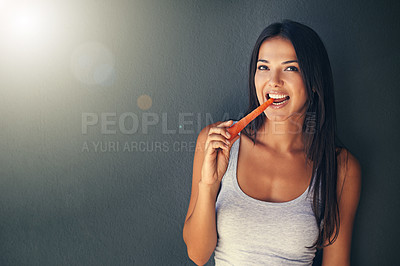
left=237, top=138, right=313, bottom=203
left=216, top=191, right=319, bottom=257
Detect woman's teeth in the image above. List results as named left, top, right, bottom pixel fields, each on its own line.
left=272, top=99, right=289, bottom=105
left=268, top=93, right=288, bottom=99
left=267, top=93, right=290, bottom=106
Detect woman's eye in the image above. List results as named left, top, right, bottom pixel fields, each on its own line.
left=285, top=66, right=299, bottom=71
left=257, top=65, right=269, bottom=70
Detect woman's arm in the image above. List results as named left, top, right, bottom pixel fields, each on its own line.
left=183, top=121, right=238, bottom=265
left=322, top=149, right=362, bottom=266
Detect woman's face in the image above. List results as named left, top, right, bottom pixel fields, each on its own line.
left=255, top=37, right=308, bottom=122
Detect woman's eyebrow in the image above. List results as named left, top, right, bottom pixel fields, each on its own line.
left=282, top=60, right=298, bottom=64
left=257, top=59, right=298, bottom=64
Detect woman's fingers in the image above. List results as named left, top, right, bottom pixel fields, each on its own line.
left=204, top=120, right=235, bottom=152
left=216, top=120, right=233, bottom=128
left=200, top=121, right=234, bottom=185
left=205, top=137, right=230, bottom=152
left=208, top=128, right=231, bottom=139
left=206, top=133, right=230, bottom=146
left=208, top=121, right=232, bottom=139
left=208, top=140, right=229, bottom=151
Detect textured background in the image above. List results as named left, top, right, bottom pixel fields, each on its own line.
left=0, top=0, right=399, bottom=265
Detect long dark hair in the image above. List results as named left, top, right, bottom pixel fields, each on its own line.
left=242, top=20, right=343, bottom=249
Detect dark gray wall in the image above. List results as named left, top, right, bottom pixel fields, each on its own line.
left=1, top=0, right=399, bottom=265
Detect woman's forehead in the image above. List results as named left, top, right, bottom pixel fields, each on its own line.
left=258, top=37, right=297, bottom=61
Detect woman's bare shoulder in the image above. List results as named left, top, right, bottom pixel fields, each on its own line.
left=336, top=148, right=362, bottom=199
left=337, top=148, right=361, bottom=175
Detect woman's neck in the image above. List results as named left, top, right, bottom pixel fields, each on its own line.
left=255, top=116, right=306, bottom=154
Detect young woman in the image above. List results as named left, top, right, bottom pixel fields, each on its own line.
left=183, top=20, right=361, bottom=265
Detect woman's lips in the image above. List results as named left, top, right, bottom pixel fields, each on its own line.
left=266, top=95, right=290, bottom=109
left=270, top=98, right=289, bottom=108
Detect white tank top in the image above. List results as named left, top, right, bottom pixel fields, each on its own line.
left=214, top=133, right=320, bottom=265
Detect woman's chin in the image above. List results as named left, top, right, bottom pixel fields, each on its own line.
left=265, top=113, right=289, bottom=122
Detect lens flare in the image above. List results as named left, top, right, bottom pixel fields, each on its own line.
left=12, top=8, right=43, bottom=38
left=137, top=95, right=153, bottom=110
left=70, top=41, right=116, bottom=86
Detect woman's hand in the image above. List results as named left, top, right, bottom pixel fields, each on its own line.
left=201, top=120, right=239, bottom=186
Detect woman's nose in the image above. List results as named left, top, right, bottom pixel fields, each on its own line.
left=268, top=70, right=283, bottom=87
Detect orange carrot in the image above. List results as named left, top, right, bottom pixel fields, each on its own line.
left=227, top=98, right=274, bottom=141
